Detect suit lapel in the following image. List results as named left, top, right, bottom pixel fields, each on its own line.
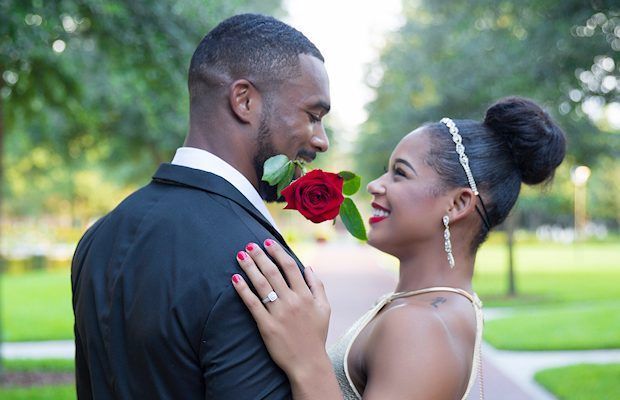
left=152, top=163, right=292, bottom=251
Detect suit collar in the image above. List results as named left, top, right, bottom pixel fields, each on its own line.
left=152, top=163, right=290, bottom=249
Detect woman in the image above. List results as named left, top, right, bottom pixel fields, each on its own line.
left=231, top=97, right=566, bottom=399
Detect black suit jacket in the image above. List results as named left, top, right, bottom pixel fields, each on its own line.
left=72, top=163, right=298, bottom=399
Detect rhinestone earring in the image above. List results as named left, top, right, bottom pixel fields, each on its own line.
left=443, top=215, right=455, bottom=269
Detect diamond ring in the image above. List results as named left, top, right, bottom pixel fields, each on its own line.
left=261, top=291, right=278, bottom=304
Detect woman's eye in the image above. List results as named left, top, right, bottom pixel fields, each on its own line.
left=393, top=167, right=406, bottom=177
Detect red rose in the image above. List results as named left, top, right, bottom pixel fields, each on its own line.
left=281, top=169, right=345, bottom=223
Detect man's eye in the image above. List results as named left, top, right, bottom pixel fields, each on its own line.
left=307, top=112, right=320, bottom=123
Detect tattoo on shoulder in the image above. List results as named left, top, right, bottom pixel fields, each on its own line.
left=431, top=297, right=447, bottom=308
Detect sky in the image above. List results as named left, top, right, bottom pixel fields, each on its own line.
left=284, top=0, right=404, bottom=145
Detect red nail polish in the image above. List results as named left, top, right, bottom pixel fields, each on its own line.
left=237, top=251, right=246, bottom=261
left=245, top=243, right=255, bottom=252
left=232, top=274, right=241, bottom=284
left=265, top=239, right=274, bottom=247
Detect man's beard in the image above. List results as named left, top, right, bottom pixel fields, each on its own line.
left=254, top=113, right=282, bottom=203
left=253, top=108, right=318, bottom=203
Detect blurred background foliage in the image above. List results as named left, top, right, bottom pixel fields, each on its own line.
left=1, top=0, right=282, bottom=224
left=0, top=0, right=618, bottom=235
left=357, top=0, right=619, bottom=229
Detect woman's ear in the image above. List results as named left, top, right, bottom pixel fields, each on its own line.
left=447, top=188, right=477, bottom=223
left=228, top=79, right=262, bottom=125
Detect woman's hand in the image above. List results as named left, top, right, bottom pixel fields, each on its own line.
left=231, top=239, right=340, bottom=399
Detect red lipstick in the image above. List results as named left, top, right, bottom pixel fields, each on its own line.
left=369, top=202, right=390, bottom=225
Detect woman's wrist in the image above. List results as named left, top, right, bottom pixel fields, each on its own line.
left=288, top=352, right=342, bottom=399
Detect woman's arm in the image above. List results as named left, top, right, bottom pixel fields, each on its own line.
left=231, top=239, right=343, bottom=400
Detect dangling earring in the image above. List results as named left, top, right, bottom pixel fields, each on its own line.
left=443, top=215, right=455, bottom=269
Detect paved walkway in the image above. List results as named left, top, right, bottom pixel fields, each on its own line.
left=3, top=239, right=620, bottom=399
left=1, top=340, right=74, bottom=359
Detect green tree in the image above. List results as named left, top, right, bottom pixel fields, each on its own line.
left=358, top=0, right=619, bottom=180
left=1, top=0, right=282, bottom=218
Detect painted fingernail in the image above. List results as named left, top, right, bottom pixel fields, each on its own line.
left=232, top=274, right=241, bottom=284
left=245, top=243, right=255, bottom=252
left=237, top=251, right=246, bottom=261
left=265, top=239, right=275, bottom=247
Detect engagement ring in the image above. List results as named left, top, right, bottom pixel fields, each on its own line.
left=261, top=291, right=278, bottom=304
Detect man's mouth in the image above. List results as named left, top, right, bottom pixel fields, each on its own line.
left=296, top=150, right=316, bottom=164
left=369, top=202, right=390, bottom=224
left=296, top=156, right=312, bottom=164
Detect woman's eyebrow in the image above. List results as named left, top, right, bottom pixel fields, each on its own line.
left=394, top=158, right=418, bottom=175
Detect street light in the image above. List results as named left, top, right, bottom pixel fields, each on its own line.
left=570, top=165, right=591, bottom=240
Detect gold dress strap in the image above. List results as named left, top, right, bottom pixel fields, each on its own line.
left=389, top=286, right=480, bottom=307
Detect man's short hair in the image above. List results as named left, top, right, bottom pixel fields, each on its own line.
left=188, top=14, right=324, bottom=99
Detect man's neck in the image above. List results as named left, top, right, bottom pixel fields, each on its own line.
left=183, top=135, right=259, bottom=189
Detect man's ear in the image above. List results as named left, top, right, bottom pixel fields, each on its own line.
left=447, top=188, right=477, bottom=223
left=228, top=79, right=262, bottom=125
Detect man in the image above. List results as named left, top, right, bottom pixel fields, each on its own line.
left=72, top=14, right=330, bottom=399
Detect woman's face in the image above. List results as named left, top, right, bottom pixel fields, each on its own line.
left=366, top=128, right=451, bottom=257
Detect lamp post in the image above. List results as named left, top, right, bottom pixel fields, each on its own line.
left=570, top=165, right=591, bottom=240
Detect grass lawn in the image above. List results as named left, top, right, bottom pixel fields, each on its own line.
left=484, top=301, right=620, bottom=350
left=0, top=385, right=75, bottom=400
left=473, top=269, right=620, bottom=307
left=3, top=358, right=74, bottom=372
left=475, top=241, right=620, bottom=350
left=1, top=270, right=73, bottom=341
left=535, top=363, right=620, bottom=400
left=473, top=241, right=620, bottom=307
left=0, top=359, right=75, bottom=400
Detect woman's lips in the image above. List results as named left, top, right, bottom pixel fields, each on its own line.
left=369, top=216, right=387, bottom=224
left=369, top=202, right=390, bottom=224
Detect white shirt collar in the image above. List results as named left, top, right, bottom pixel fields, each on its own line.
left=171, top=147, right=279, bottom=231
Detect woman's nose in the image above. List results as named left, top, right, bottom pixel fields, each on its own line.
left=367, top=177, right=386, bottom=195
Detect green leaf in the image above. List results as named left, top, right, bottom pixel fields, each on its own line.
left=342, top=175, right=361, bottom=196
left=338, top=171, right=356, bottom=181
left=262, top=155, right=291, bottom=185
left=293, top=160, right=308, bottom=174
left=339, top=198, right=368, bottom=241
left=277, top=163, right=296, bottom=197
left=338, top=171, right=361, bottom=196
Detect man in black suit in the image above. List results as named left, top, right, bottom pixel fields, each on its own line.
left=71, top=14, right=330, bottom=399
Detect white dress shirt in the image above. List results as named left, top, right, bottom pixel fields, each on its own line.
left=171, top=147, right=279, bottom=231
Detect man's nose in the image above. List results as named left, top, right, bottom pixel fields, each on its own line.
left=311, top=125, right=329, bottom=153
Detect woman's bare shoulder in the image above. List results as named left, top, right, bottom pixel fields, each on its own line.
left=361, top=300, right=471, bottom=399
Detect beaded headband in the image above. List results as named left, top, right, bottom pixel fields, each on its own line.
left=440, top=117, right=491, bottom=230
left=440, top=118, right=479, bottom=195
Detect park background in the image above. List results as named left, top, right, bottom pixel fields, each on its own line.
left=1, top=0, right=619, bottom=399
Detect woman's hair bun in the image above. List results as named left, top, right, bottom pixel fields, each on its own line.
left=484, top=96, right=566, bottom=185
